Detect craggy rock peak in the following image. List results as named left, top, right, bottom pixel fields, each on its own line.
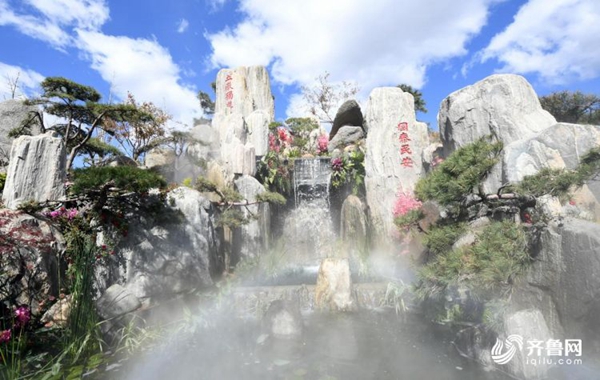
left=2, top=132, right=66, bottom=209
left=0, top=99, right=38, bottom=169
left=439, top=74, right=600, bottom=216
left=212, top=66, right=274, bottom=177
left=329, top=99, right=363, bottom=140
left=438, top=74, right=556, bottom=154
left=214, top=66, right=274, bottom=119
left=364, top=87, right=428, bottom=240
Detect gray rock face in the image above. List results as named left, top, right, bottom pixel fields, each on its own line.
left=330, top=100, right=363, bottom=140
left=501, top=309, right=553, bottom=380
left=364, top=87, right=429, bottom=239
left=0, top=99, right=38, bottom=168
left=0, top=210, right=64, bottom=316
left=121, top=187, right=217, bottom=300
left=2, top=132, right=66, bottom=209
left=245, top=110, right=270, bottom=156
left=504, top=123, right=600, bottom=183
left=340, top=195, right=367, bottom=250
left=315, top=258, right=353, bottom=311
left=328, top=126, right=364, bottom=151
left=96, top=284, right=141, bottom=320
left=439, top=74, right=556, bottom=155
left=233, top=175, right=270, bottom=260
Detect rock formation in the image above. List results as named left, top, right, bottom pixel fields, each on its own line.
left=438, top=74, right=556, bottom=155
left=364, top=87, right=429, bottom=240
left=330, top=99, right=363, bottom=140
left=0, top=99, right=38, bottom=170
left=119, top=187, right=217, bottom=301
left=2, top=132, right=66, bottom=209
left=328, top=126, right=364, bottom=151
left=211, top=66, right=275, bottom=179
left=439, top=74, right=600, bottom=219
left=315, top=258, right=353, bottom=311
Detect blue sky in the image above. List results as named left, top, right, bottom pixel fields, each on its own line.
left=1, top=0, right=599, bottom=131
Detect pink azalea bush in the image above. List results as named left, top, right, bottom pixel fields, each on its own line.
left=316, top=134, right=328, bottom=154
left=393, top=190, right=422, bottom=218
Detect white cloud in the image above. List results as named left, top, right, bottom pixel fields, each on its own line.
left=24, top=0, right=109, bottom=30
left=481, top=0, right=600, bottom=84
left=0, top=0, right=71, bottom=48
left=0, top=62, right=44, bottom=100
left=76, top=31, right=200, bottom=128
left=207, top=0, right=495, bottom=108
left=177, top=18, right=189, bottom=33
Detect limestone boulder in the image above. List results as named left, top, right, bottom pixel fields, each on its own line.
left=330, top=100, right=363, bottom=140
left=0, top=99, right=38, bottom=169
left=364, top=87, right=429, bottom=239
left=315, top=258, right=353, bottom=311
left=328, top=126, right=364, bottom=151
left=340, top=195, right=367, bottom=250
left=2, top=132, right=66, bottom=209
left=439, top=74, right=556, bottom=155
left=233, top=175, right=270, bottom=260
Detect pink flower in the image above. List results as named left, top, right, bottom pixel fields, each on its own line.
left=569, top=199, right=576, bottom=206
left=15, top=306, right=30, bottom=327
left=66, top=209, right=78, bottom=220
left=0, top=330, right=10, bottom=343
left=331, top=157, right=343, bottom=171
left=317, top=135, right=328, bottom=153
left=393, top=189, right=422, bottom=217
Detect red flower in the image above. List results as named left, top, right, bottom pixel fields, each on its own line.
left=0, top=330, right=10, bottom=344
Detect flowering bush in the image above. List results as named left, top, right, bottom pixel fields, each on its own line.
left=268, top=127, right=293, bottom=154
left=393, top=189, right=423, bottom=229
left=316, top=134, right=328, bottom=155
left=393, top=190, right=422, bottom=218
left=45, top=207, right=78, bottom=220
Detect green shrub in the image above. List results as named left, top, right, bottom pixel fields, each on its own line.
left=514, top=146, right=600, bottom=200
left=255, top=191, right=286, bottom=205
left=422, top=223, right=466, bottom=256
left=414, top=138, right=503, bottom=205
left=216, top=209, right=250, bottom=228
left=70, top=166, right=166, bottom=195
left=417, top=221, right=530, bottom=299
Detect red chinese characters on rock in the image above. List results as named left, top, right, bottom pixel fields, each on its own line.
left=225, top=74, right=234, bottom=109
left=398, top=122, right=414, bottom=168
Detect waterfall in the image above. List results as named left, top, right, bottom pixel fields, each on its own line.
left=282, top=158, right=336, bottom=267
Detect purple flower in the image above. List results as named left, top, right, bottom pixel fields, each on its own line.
left=0, top=329, right=11, bottom=343
left=15, top=306, right=30, bottom=327
left=49, top=210, right=61, bottom=218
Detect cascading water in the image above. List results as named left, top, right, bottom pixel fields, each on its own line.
left=281, top=157, right=336, bottom=267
